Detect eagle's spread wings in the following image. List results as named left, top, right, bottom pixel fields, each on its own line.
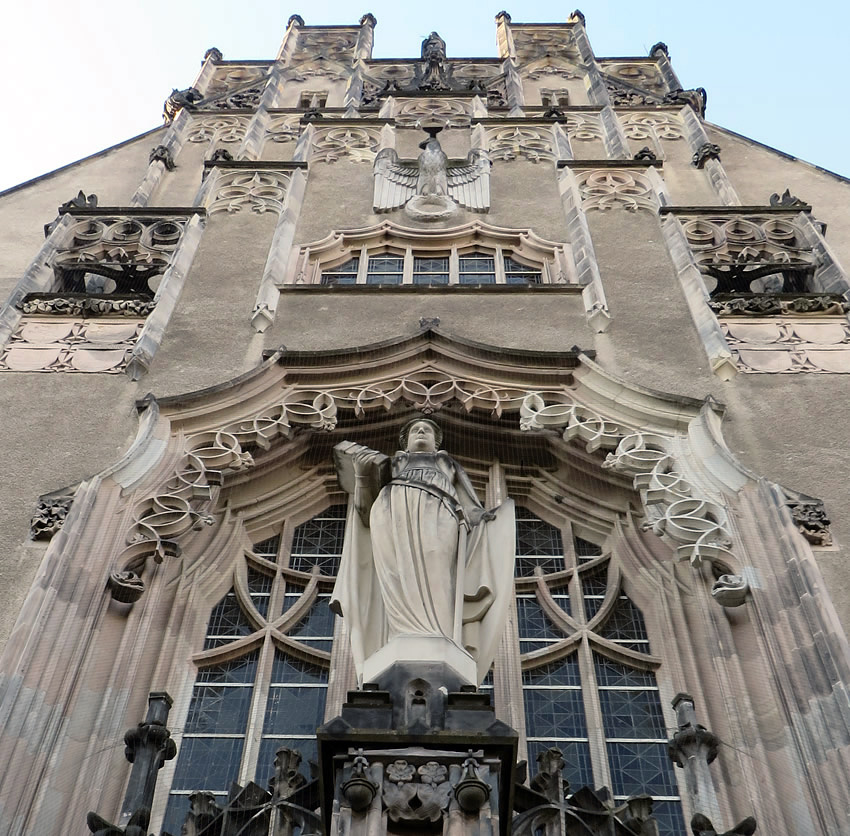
left=374, top=147, right=491, bottom=213
left=373, top=148, right=418, bottom=211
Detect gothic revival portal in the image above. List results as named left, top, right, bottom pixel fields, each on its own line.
left=1, top=12, right=850, bottom=836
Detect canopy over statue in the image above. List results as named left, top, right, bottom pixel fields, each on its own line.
left=330, top=419, right=515, bottom=686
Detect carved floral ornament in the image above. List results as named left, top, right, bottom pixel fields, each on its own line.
left=311, top=126, right=382, bottom=163
left=511, top=28, right=580, bottom=63
left=204, top=65, right=269, bottom=98
left=109, top=360, right=747, bottom=607
left=393, top=98, right=474, bottom=127
left=186, top=115, right=249, bottom=146
left=486, top=126, right=556, bottom=163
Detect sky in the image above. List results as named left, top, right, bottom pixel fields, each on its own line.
left=1, top=1, right=848, bottom=192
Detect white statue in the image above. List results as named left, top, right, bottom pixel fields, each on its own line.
left=330, top=419, right=515, bottom=685
left=373, top=125, right=491, bottom=219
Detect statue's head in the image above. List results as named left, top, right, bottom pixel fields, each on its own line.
left=421, top=31, right=446, bottom=61
left=400, top=417, right=442, bottom=452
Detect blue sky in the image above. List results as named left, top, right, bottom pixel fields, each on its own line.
left=1, top=1, right=848, bottom=192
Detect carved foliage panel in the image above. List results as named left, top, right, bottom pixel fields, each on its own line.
left=621, top=113, right=684, bottom=142
left=293, top=30, right=358, bottom=63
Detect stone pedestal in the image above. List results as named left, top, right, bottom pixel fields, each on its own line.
left=362, top=635, right=477, bottom=689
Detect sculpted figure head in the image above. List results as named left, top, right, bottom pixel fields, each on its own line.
left=400, top=418, right=442, bottom=452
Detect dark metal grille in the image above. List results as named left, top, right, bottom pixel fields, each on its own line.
left=289, top=504, right=346, bottom=574
left=515, top=508, right=565, bottom=577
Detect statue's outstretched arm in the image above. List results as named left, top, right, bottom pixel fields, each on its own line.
left=450, top=457, right=495, bottom=526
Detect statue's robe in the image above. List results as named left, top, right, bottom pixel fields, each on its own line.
left=330, top=450, right=515, bottom=684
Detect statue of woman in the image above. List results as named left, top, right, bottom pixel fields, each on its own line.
left=330, top=418, right=515, bottom=685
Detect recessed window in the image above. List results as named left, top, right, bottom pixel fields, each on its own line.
left=413, top=256, right=449, bottom=285
left=299, top=91, right=328, bottom=109
left=459, top=251, right=496, bottom=284
left=365, top=254, right=404, bottom=284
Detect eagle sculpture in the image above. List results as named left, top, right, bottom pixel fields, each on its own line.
left=373, top=125, right=490, bottom=218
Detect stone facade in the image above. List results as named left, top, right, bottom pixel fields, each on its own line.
left=0, top=12, right=849, bottom=836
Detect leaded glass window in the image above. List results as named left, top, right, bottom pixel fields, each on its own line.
left=515, top=507, right=685, bottom=835
left=162, top=504, right=341, bottom=835
left=413, top=255, right=450, bottom=285
left=503, top=255, right=541, bottom=284
left=321, top=257, right=359, bottom=285
left=459, top=251, right=496, bottom=284
left=365, top=254, right=404, bottom=284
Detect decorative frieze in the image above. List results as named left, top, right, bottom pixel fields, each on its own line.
left=293, top=30, right=358, bottom=63
left=719, top=317, right=850, bottom=373
left=0, top=318, right=145, bottom=373
left=394, top=97, right=473, bottom=127
left=487, top=126, right=556, bottom=163
left=186, top=115, right=249, bottom=146
left=19, top=293, right=156, bottom=317
left=311, top=126, right=382, bottom=163
left=525, top=62, right=581, bottom=81
left=511, top=28, right=580, bottom=64
left=204, top=64, right=269, bottom=98
left=708, top=294, right=849, bottom=317
left=575, top=169, right=657, bottom=213
left=601, top=61, right=668, bottom=95
left=681, top=214, right=819, bottom=295
left=208, top=170, right=291, bottom=215
left=200, top=82, right=266, bottom=110
left=265, top=114, right=301, bottom=144
left=622, top=112, right=684, bottom=141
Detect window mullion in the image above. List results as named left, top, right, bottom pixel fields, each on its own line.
left=238, top=630, right=275, bottom=786
left=449, top=246, right=459, bottom=284
left=403, top=248, right=414, bottom=284
left=578, top=638, right=612, bottom=791
left=357, top=245, right=368, bottom=284
left=495, top=247, right=507, bottom=284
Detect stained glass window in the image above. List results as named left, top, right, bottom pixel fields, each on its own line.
left=163, top=506, right=340, bottom=835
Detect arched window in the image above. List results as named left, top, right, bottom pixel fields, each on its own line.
left=160, top=504, right=345, bottom=835
left=514, top=508, right=686, bottom=836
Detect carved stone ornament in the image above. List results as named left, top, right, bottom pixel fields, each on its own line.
left=606, top=80, right=659, bottom=107
left=383, top=760, right=453, bottom=822
left=487, top=126, right=556, bottom=163
left=633, top=146, right=657, bottom=161
left=209, top=170, right=291, bottom=215
left=30, top=493, right=74, bottom=539
left=769, top=188, right=806, bottom=208
left=44, top=191, right=99, bottom=236
left=203, top=46, right=223, bottom=62
left=209, top=148, right=234, bottom=163
left=720, top=318, right=850, bottom=374
left=19, top=292, right=156, bottom=318
left=690, top=813, right=757, bottom=836
left=163, top=86, right=202, bottom=121
left=664, top=87, right=707, bottom=117
left=0, top=318, right=145, bottom=374
left=711, top=574, right=749, bottom=607
left=576, top=169, right=657, bottom=213
left=311, top=127, right=382, bottom=163
left=622, top=112, right=684, bottom=141
left=373, top=125, right=490, bottom=218
left=682, top=215, right=819, bottom=296
left=511, top=28, right=580, bottom=64
left=149, top=145, right=176, bottom=171
left=202, top=83, right=265, bottom=111
left=603, top=61, right=667, bottom=94
left=568, top=113, right=603, bottom=141
left=187, top=115, right=248, bottom=147
left=650, top=41, right=669, bottom=57
left=787, top=497, right=833, bottom=546
left=692, top=142, right=721, bottom=169
left=708, top=294, right=850, bottom=318
left=205, top=65, right=268, bottom=98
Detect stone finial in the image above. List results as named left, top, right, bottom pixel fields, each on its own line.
left=288, top=14, right=305, bottom=27
left=495, top=10, right=512, bottom=22
left=180, top=792, right=222, bottom=836
left=668, top=693, right=719, bottom=767
left=568, top=9, right=586, bottom=24
left=163, top=87, right=202, bottom=122
left=650, top=41, right=669, bottom=57
left=360, top=13, right=377, bottom=27
left=203, top=47, right=223, bottom=62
